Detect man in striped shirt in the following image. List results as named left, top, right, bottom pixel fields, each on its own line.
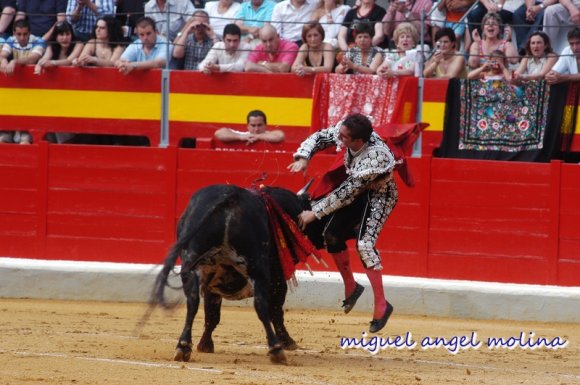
left=66, top=0, right=115, bottom=42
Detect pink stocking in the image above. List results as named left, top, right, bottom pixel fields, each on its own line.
left=330, top=251, right=357, bottom=297
left=365, top=267, right=387, bottom=319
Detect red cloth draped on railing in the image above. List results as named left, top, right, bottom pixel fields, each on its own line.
left=309, top=74, right=428, bottom=197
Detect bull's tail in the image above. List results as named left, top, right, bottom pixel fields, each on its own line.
left=150, top=188, right=240, bottom=309
left=150, top=238, right=187, bottom=309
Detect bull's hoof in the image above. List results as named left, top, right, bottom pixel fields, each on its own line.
left=268, top=344, right=287, bottom=365
left=174, top=347, right=192, bottom=362
left=281, top=337, right=298, bottom=351
left=197, top=340, right=215, bottom=353
left=174, top=341, right=192, bottom=362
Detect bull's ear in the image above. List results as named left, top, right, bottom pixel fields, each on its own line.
left=297, top=178, right=314, bottom=196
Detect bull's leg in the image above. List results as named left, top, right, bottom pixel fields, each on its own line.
left=197, top=291, right=222, bottom=353
left=269, top=277, right=297, bottom=351
left=174, top=272, right=200, bottom=362
left=253, top=279, right=287, bottom=364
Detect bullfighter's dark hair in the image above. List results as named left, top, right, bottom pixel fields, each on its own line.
left=247, top=110, right=267, bottom=125
left=342, top=114, right=373, bottom=142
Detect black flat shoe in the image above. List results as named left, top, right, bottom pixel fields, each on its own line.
left=341, top=282, right=364, bottom=314
left=369, top=302, right=394, bottom=333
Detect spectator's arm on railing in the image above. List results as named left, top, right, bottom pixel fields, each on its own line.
left=0, top=5, right=15, bottom=34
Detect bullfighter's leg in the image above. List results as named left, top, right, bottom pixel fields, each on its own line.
left=269, top=272, right=297, bottom=350
left=174, top=271, right=200, bottom=362
left=323, top=197, right=368, bottom=313
left=357, top=180, right=398, bottom=332
left=253, top=276, right=286, bottom=364
left=197, top=291, right=222, bottom=353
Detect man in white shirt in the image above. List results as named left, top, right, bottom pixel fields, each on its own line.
left=145, top=0, right=195, bottom=41
left=214, top=110, right=285, bottom=144
left=546, top=26, right=580, bottom=83
left=199, top=23, right=250, bottom=73
left=269, top=0, right=317, bottom=44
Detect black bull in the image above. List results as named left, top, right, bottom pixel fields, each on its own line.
left=150, top=184, right=324, bottom=364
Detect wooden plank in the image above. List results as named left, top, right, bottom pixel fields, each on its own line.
left=558, top=239, right=580, bottom=262
left=0, top=190, right=37, bottom=213
left=558, top=260, right=580, bottom=286
left=47, top=213, right=165, bottom=240
left=430, top=206, right=550, bottom=234
left=429, top=229, right=550, bottom=259
left=45, top=236, right=166, bottom=264
left=428, top=253, right=549, bottom=284
left=47, top=190, right=167, bottom=217
left=431, top=158, right=552, bottom=183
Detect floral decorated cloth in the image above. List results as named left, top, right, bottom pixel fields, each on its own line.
left=436, top=78, right=569, bottom=162
left=459, top=79, right=549, bottom=152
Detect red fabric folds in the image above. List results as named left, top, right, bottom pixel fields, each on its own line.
left=256, top=189, right=322, bottom=281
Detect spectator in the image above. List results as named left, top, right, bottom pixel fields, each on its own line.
left=468, top=12, right=518, bottom=69
left=423, top=27, right=467, bottom=78
left=115, top=16, right=171, bottom=73
left=74, top=16, right=126, bottom=66
left=546, top=26, right=580, bottom=83
left=66, top=0, right=115, bottom=42
left=204, top=0, right=240, bottom=38
left=335, top=21, right=382, bottom=74
left=245, top=24, right=299, bottom=72
left=198, top=23, right=250, bottom=73
left=292, top=21, right=336, bottom=75
left=0, top=0, right=16, bottom=38
left=114, top=0, right=145, bottom=38
left=191, top=0, right=205, bottom=9
left=467, top=49, right=512, bottom=80
left=383, top=0, right=432, bottom=48
left=235, top=0, right=276, bottom=44
left=465, top=0, right=516, bottom=38
left=337, top=0, right=386, bottom=52
left=214, top=110, right=285, bottom=144
left=0, top=19, right=44, bottom=75
left=270, top=0, right=318, bottom=45
left=173, top=10, right=219, bottom=70
left=377, top=22, right=419, bottom=77
left=0, top=19, right=43, bottom=144
left=543, top=0, right=580, bottom=54
left=310, top=0, right=350, bottom=48
left=16, top=0, right=68, bottom=40
left=144, top=0, right=195, bottom=41
left=512, top=0, right=554, bottom=53
left=513, top=31, right=557, bottom=81
left=34, top=21, right=84, bottom=74
left=429, top=0, right=475, bottom=48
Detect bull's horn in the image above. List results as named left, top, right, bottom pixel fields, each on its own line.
left=297, top=178, right=314, bottom=195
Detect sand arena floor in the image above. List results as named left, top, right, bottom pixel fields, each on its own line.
left=0, top=299, right=578, bottom=385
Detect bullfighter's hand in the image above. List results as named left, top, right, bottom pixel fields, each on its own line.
left=298, top=210, right=317, bottom=230
left=287, top=158, right=308, bottom=174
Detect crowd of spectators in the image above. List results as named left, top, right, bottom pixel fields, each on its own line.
left=2, top=0, right=580, bottom=144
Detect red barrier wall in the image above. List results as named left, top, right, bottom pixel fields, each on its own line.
left=1, top=142, right=579, bottom=286
left=1, top=68, right=579, bottom=287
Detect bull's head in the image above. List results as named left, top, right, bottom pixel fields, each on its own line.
left=296, top=179, right=314, bottom=211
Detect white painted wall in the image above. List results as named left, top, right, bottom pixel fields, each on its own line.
left=1, top=257, right=579, bottom=323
